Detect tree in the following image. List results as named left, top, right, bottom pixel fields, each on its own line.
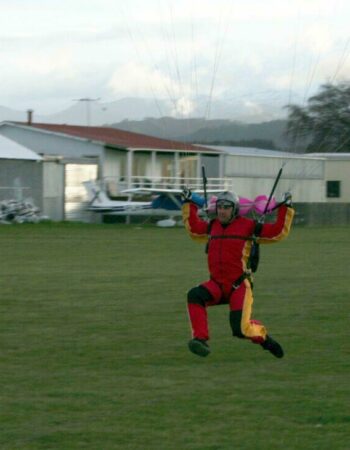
left=285, top=82, right=350, bottom=153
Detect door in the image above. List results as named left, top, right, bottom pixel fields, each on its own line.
left=65, top=163, right=98, bottom=221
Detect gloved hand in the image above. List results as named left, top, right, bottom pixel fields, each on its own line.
left=282, top=191, right=293, bottom=207
left=181, top=187, right=192, bottom=202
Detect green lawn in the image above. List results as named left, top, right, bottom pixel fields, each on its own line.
left=1, top=223, right=349, bottom=450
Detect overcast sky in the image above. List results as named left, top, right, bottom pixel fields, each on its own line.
left=1, top=0, right=349, bottom=118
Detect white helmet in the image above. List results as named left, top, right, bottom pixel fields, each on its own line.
left=216, top=191, right=240, bottom=218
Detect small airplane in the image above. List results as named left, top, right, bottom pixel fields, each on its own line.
left=83, top=181, right=154, bottom=215
left=84, top=180, right=279, bottom=224
left=83, top=180, right=224, bottom=226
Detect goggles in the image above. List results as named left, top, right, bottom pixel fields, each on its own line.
left=217, top=201, right=234, bottom=209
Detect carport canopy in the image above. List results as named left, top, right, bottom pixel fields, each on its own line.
left=0, top=134, right=42, bottom=161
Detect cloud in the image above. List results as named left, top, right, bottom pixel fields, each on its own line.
left=171, top=97, right=195, bottom=117
left=1, top=0, right=350, bottom=117
left=299, top=24, right=334, bottom=54
left=9, top=47, right=76, bottom=78
left=242, top=100, right=264, bottom=116
left=108, top=62, right=193, bottom=100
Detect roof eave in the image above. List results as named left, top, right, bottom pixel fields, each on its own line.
left=129, top=146, right=221, bottom=154
left=0, top=121, right=106, bottom=147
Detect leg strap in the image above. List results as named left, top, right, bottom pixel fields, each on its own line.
left=231, top=270, right=252, bottom=292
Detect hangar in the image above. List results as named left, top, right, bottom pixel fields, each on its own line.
left=211, top=146, right=350, bottom=225
left=0, top=134, right=42, bottom=206
left=218, top=146, right=350, bottom=204
left=208, top=146, right=326, bottom=203
left=1, top=120, right=349, bottom=224
left=305, top=152, right=350, bottom=203
left=0, top=120, right=221, bottom=221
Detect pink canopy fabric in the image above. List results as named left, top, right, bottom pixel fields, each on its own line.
left=208, top=195, right=277, bottom=216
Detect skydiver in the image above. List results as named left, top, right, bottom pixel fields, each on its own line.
left=182, top=189, right=294, bottom=358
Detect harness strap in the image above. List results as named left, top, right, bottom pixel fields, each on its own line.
left=209, top=235, right=254, bottom=241
left=231, top=270, right=252, bottom=291
left=209, top=270, right=253, bottom=295
left=253, top=221, right=263, bottom=238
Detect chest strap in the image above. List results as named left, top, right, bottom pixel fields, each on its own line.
left=209, top=235, right=254, bottom=241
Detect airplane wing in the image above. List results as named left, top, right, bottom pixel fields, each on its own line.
left=122, top=187, right=224, bottom=195
left=84, top=180, right=184, bottom=216
left=87, top=201, right=152, bottom=213
left=121, top=187, right=222, bottom=210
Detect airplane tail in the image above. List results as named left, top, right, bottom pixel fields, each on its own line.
left=83, top=180, right=110, bottom=204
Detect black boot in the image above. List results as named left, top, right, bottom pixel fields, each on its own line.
left=261, top=335, right=284, bottom=358
left=188, top=338, right=210, bottom=357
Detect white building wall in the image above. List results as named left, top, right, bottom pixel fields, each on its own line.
left=0, top=159, right=42, bottom=206
left=104, top=148, right=124, bottom=180
left=153, top=159, right=162, bottom=178
left=225, top=177, right=325, bottom=202
left=145, top=158, right=157, bottom=178
left=224, top=154, right=325, bottom=202
left=224, top=154, right=324, bottom=179
left=0, top=124, right=104, bottom=163
left=42, top=161, right=64, bottom=220
left=324, top=160, right=350, bottom=203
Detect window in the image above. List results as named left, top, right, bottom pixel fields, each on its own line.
left=326, top=180, right=341, bottom=198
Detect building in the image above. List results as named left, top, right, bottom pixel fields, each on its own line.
left=0, top=121, right=222, bottom=221
left=208, top=146, right=350, bottom=225
left=206, top=146, right=326, bottom=203
left=305, top=153, right=350, bottom=203
left=0, top=134, right=42, bottom=205
left=2, top=120, right=349, bottom=224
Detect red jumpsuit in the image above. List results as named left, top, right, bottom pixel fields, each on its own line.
left=182, top=202, right=294, bottom=344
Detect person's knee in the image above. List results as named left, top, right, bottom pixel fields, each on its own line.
left=230, top=310, right=245, bottom=338
left=187, top=286, right=212, bottom=307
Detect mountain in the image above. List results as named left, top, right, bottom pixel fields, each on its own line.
left=182, top=120, right=289, bottom=149
left=0, top=95, right=288, bottom=126
left=110, top=117, right=290, bottom=150
left=110, top=117, right=231, bottom=139
left=0, top=99, right=170, bottom=125
left=0, top=98, right=292, bottom=150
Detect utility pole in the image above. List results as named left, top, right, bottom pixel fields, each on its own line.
left=73, top=97, right=100, bottom=126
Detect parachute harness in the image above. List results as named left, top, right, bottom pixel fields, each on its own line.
left=206, top=166, right=285, bottom=292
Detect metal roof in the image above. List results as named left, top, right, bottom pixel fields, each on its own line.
left=305, top=152, right=350, bottom=160
left=0, top=134, right=41, bottom=161
left=7, top=122, right=222, bottom=154
left=205, top=145, right=325, bottom=160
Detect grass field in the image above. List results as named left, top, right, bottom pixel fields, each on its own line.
left=1, top=222, right=349, bottom=450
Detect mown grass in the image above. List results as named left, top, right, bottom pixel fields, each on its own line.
left=0, top=222, right=349, bottom=450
